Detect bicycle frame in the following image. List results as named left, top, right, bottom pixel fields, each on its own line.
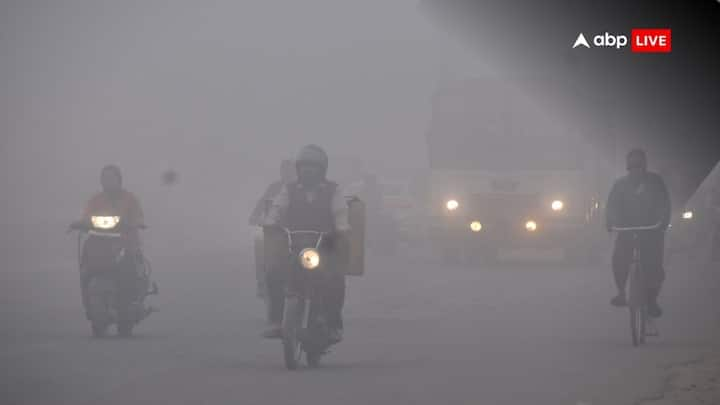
left=611, top=223, right=661, bottom=346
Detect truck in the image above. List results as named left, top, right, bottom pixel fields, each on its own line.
left=426, top=79, right=605, bottom=263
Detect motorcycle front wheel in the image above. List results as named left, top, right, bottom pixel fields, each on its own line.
left=282, top=297, right=304, bottom=370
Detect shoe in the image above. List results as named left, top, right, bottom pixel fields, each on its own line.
left=611, top=294, right=627, bottom=307
left=328, top=328, right=343, bottom=344
left=648, top=301, right=663, bottom=318
left=262, top=324, right=282, bottom=339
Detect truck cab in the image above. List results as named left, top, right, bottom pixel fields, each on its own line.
left=426, top=79, right=603, bottom=263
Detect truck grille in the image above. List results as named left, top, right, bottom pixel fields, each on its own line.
left=469, top=193, right=539, bottom=219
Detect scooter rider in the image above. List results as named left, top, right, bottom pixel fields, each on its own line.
left=263, top=145, right=350, bottom=343
left=605, top=149, right=671, bottom=318
left=77, top=165, right=147, bottom=315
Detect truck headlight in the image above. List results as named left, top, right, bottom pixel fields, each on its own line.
left=682, top=211, right=693, bottom=220
left=446, top=199, right=459, bottom=211
left=525, top=220, right=538, bottom=232
left=551, top=200, right=564, bottom=211
left=470, top=221, right=483, bottom=232
left=299, top=248, right=320, bottom=270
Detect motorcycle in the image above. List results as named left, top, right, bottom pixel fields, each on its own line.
left=69, top=216, right=157, bottom=337
left=267, top=226, right=338, bottom=370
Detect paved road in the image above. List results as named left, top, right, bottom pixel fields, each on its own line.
left=2, top=235, right=719, bottom=405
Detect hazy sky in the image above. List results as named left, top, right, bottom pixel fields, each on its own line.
left=1, top=0, right=492, bottom=225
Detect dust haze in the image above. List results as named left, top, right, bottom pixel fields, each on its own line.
left=1, top=0, right=490, bottom=234
left=1, top=2, right=719, bottom=405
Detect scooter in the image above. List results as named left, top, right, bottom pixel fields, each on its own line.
left=70, top=216, right=157, bottom=337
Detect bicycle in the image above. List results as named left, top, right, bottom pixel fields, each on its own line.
left=611, top=223, right=662, bottom=346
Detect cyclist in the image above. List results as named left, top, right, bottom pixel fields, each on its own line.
left=605, top=149, right=671, bottom=318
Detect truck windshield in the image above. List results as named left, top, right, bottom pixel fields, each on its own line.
left=428, top=134, right=583, bottom=171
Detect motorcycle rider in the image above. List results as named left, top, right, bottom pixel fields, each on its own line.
left=263, top=145, right=350, bottom=343
left=249, top=160, right=296, bottom=299
left=78, top=165, right=146, bottom=314
left=605, top=149, right=671, bottom=318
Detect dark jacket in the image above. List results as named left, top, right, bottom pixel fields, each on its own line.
left=605, top=172, right=671, bottom=230
left=285, top=181, right=338, bottom=233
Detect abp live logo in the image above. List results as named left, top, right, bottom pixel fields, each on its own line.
left=631, top=29, right=671, bottom=53
left=573, top=28, right=671, bottom=53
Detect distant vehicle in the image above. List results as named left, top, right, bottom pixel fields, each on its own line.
left=666, top=204, right=703, bottom=258
left=425, top=79, right=604, bottom=263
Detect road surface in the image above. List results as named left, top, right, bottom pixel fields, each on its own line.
left=2, top=231, right=719, bottom=405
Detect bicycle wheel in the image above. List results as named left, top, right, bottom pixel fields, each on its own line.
left=628, top=263, right=646, bottom=346
left=629, top=305, right=644, bottom=346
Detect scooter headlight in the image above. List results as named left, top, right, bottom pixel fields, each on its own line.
left=91, top=216, right=120, bottom=230
left=470, top=221, right=483, bottom=232
left=299, top=248, right=321, bottom=270
left=551, top=200, right=564, bottom=211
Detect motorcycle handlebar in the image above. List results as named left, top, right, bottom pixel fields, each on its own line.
left=263, top=226, right=330, bottom=250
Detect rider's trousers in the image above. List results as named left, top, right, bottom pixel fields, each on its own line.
left=612, top=230, right=666, bottom=301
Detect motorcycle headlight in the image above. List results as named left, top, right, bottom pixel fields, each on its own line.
left=551, top=200, right=564, bottom=211
left=682, top=211, right=693, bottom=220
left=446, top=199, right=459, bottom=211
left=525, top=220, right=538, bottom=232
left=470, top=221, right=483, bottom=232
left=91, top=216, right=120, bottom=230
left=299, top=248, right=321, bottom=270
